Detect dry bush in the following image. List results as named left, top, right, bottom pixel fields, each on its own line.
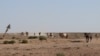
left=39, top=36, right=47, bottom=41
left=3, top=40, right=16, bottom=44
left=12, top=36, right=16, bottom=39
left=28, top=36, right=38, bottom=39
left=56, top=53, right=65, bottom=56
left=21, top=40, right=28, bottom=44
left=70, top=40, right=83, bottom=43
left=0, top=38, right=3, bottom=39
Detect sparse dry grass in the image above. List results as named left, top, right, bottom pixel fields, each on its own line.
left=0, top=33, right=99, bottom=56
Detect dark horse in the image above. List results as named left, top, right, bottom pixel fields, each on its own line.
left=84, top=33, right=92, bottom=43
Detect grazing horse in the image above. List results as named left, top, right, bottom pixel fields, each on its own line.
left=95, top=34, right=99, bottom=40
left=59, top=33, right=68, bottom=38
left=84, top=33, right=92, bottom=43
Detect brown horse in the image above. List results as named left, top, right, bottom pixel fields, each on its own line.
left=84, top=33, right=92, bottom=43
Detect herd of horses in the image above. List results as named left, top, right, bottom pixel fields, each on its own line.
left=1, top=31, right=98, bottom=43
left=57, top=33, right=96, bottom=43
left=15, top=32, right=99, bottom=43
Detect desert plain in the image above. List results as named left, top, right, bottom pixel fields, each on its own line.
left=0, top=33, right=100, bottom=56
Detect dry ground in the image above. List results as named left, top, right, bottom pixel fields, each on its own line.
left=0, top=38, right=100, bottom=56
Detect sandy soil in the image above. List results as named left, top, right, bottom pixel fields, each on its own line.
left=0, top=38, right=99, bottom=56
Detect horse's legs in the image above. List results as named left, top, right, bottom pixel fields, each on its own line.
left=90, top=36, right=92, bottom=42
left=86, top=37, right=89, bottom=43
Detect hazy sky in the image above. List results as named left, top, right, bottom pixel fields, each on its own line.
left=0, top=0, right=100, bottom=33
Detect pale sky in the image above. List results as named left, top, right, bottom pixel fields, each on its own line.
left=0, top=0, right=100, bottom=33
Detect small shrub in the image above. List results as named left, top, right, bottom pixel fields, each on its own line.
left=3, top=41, right=9, bottom=44
left=70, top=40, right=83, bottom=43
left=56, top=53, right=65, bottom=56
left=12, top=36, right=16, bottom=39
left=3, top=40, right=16, bottom=44
left=0, top=38, right=3, bottom=39
left=28, top=36, right=38, bottom=39
left=39, top=36, right=47, bottom=41
left=18, top=39, right=21, bottom=42
left=9, top=40, right=16, bottom=44
left=21, top=40, right=28, bottom=44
